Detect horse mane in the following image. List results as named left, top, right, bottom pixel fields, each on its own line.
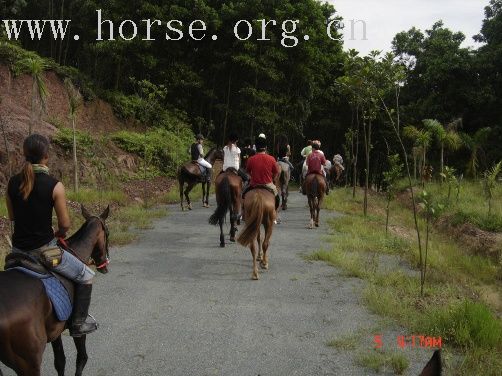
left=66, top=218, right=99, bottom=243
left=204, top=147, right=216, bottom=159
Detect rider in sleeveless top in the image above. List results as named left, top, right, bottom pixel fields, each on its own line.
left=5, top=134, right=98, bottom=337
left=222, top=133, right=249, bottom=182
left=190, top=134, right=212, bottom=182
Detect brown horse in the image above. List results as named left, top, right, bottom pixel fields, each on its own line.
left=328, top=164, right=344, bottom=188
left=277, top=161, right=291, bottom=210
left=209, top=170, right=243, bottom=247
left=0, top=205, right=110, bottom=376
left=304, top=173, right=326, bottom=229
left=237, top=189, right=276, bottom=280
left=177, top=148, right=224, bottom=211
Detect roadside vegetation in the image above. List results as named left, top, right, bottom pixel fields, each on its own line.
left=311, top=186, right=502, bottom=375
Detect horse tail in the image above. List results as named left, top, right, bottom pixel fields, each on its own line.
left=238, top=193, right=264, bottom=247
left=311, top=175, right=319, bottom=206
left=209, top=176, right=232, bottom=225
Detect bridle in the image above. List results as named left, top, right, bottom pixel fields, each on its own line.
left=58, top=216, right=110, bottom=270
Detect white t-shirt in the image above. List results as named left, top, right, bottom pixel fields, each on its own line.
left=223, top=144, right=241, bottom=171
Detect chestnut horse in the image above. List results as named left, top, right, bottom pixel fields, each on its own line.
left=0, top=205, right=110, bottom=376
left=178, top=148, right=223, bottom=210
left=209, top=170, right=243, bottom=247
left=304, top=173, right=326, bottom=229
left=237, top=189, right=276, bottom=280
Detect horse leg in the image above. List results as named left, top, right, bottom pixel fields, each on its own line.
left=229, top=209, right=237, bottom=243
left=51, top=336, right=66, bottom=376
left=73, top=336, right=88, bottom=376
left=250, top=241, right=259, bottom=280
left=219, top=217, right=225, bottom=247
left=308, top=197, right=314, bottom=229
left=260, top=217, right=272, bottom=270
left=204, top=181, right=211, bottom=207
left=315, top=200, right=320, bottom=227
left=256, top=231, right=262, bottom=261
left=185, top=182, right=195, bottom=210
left=179, top=178, right=185, bottom=211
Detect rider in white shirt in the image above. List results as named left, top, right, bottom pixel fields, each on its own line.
left=223, top=133, right=241, bottom=171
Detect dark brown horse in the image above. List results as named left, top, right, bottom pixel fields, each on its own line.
left=237, top=189, right=276, bottom=280
left=328, top=164, right=344, bottom=188
left=0, top=205, right=110, bottom=376
left=178, top=148, right=223, bottom=211
left=209, top=170, right=243, bottom=247
left=420, top=350, right=442, bottom=376
left=304, top=173, right=326, bottom=229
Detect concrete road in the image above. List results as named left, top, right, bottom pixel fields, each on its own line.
left=3, top=192, right=432, bottom=375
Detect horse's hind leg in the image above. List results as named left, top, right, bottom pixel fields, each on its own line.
left=184, top=182, right=195, bottom=210
left=256, top=231, right=262, bottom=261
left=179, top=179, right=185, bottom=211
left=250, top=241, right=259, bottom=280
left=219, top=217, right=225, bottom=247
left=74, top=336, right=88, bottom=376
left=51, top=336, right=66, bottom=376
left=260, top=217, right=272, bottom=270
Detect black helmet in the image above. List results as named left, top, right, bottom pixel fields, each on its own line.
left=196, top=134, right=204, bottom=140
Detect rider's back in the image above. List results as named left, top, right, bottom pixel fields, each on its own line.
left=8, top=173, right=58, bottom=251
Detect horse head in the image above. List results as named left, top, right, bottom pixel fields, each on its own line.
left=205, top=148, right=224, bottom=164
left=80, top=204, right=111, bottom=274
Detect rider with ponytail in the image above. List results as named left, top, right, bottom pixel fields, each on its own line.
left=5, top=134, right=98, bottom=337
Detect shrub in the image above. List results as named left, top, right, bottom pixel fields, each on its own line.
left=111, top=127, right=193, bottom=176
left=53, top=127, right=94, bottom=152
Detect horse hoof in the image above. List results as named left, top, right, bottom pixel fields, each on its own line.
left=188, top=205, right=192, bottom=210
left=220, top=243, right=225, bottom=248
left=237, top=219, right=241, bottom=226
left=315, top=223, right=319, bottom=227
left=252, top=274, right=259, bottom=280
left=229, top=237, right=236, bottom=242
left=260, top=262, right=269, bottom=270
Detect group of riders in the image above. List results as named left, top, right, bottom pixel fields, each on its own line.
left=3, top=132, right=345, bottom=342
left=190, top=132, right=345, bottom=203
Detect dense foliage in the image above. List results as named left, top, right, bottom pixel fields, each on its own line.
left=1, top=0, right=501, bottom=183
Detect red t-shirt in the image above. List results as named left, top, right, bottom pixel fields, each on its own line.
left=307, top=150, right=326, bottom=175
left=246, top=153, right=279, bottom=186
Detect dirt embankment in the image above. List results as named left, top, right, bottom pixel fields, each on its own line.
left=397, top=189, right=502, bottom=262
left=0, top=63, right=144, bottom=188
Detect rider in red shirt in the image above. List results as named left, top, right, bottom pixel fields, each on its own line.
left=305, top=141, right=329, bottom=195
left=244, top=136, right=280, bottom=208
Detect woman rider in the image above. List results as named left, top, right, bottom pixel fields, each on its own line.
left=5, top=134, right=98, bottom=337
left=222, top=133, right=249, bottom=182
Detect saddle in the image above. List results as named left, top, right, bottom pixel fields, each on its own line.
left=4, top=248, right=74, bottom=321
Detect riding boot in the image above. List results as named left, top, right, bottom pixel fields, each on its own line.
left=69, top=284, right=98, bottom=337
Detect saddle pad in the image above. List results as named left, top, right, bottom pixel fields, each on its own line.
left=41, top=277, right=72, bottom=321
left=11, top=267, right=72, bottom=321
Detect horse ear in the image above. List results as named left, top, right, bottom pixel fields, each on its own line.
left=100, top=205, right=110, bottom=220
left=81, top=204, right=92, bottom=221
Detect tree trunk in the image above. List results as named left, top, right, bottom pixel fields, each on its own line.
left=30, top=79, right=36, bottom=135
left=72, top=115, right=79, bottom=192
left=362, top=113, right=370, bottom=216
left=222, top=71, right=232, bottom=146
left=440, top=143, right=444, bottom=185
left=353, top=105, right=359, bottom=199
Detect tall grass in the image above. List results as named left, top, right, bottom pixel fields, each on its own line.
left=421, top=180, right=502, bottom=231
left=316, top=187, right=502, bottom=374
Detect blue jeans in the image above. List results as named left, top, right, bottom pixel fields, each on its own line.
left=12, top=238, right=95, bottom=284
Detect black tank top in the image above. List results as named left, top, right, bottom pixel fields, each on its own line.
left=8, top=172, right=59, bottom=251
